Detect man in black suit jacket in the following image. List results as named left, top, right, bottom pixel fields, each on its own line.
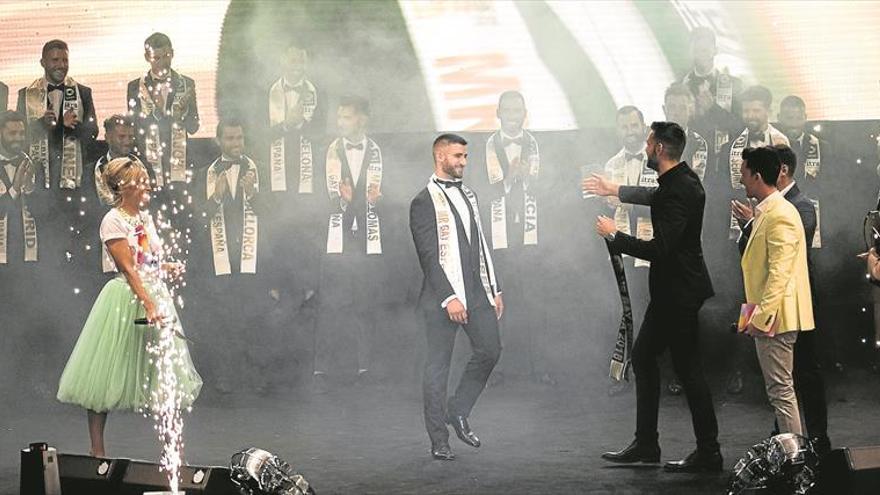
left=190, top=119, right=272, bottom=394
left=16, top=38, right=98, bottom=311
left=126, top=33, right=199, bottom=189
left=409, top=134, right=504, bottom=461
left=585, top=122, right=721, bottom=473
left=732, top=144, right=830, bottom=454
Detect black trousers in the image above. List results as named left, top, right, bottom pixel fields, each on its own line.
left=422, top=300, right=501, bottom=447
left=633, top=300, right=719, bottom=452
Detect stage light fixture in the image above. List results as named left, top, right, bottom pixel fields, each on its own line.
left=229, top=447, right=314, bottom=495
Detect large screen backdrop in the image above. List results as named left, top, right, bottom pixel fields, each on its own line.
left=0, top=0, right=878, bottom=137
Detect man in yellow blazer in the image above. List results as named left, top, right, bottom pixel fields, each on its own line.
left=738, top=146, right=814, bottom=436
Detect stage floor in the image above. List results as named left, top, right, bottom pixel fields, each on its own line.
left=3, top=377, right=878, bottom=494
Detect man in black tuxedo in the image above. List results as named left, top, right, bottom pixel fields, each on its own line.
left=17, top=38, right=98, bottom=326
left=410, top=134, right=504, bottom=461
left=127, top=32, right=199, bottom=191
left=585, top=122, right=721, bottom=472
left=732, top=144, right=830, bottom=454
left=314, top=96, right=385, bottom=388
left=190, top=118, right=271, bottom=393
left=261, top=42, right=328, bottom=352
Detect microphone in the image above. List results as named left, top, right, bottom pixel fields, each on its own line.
left=133, top=317, right=193, bottom=342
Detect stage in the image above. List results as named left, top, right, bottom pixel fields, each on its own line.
left=3, top=373, right=878, bottom=494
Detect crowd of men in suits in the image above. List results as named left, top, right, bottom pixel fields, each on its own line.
left=0, top=26, right=849, bottom=460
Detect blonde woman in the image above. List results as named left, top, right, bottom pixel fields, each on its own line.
left=57, top=157, right=201, bottom=457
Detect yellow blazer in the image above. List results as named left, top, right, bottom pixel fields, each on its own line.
left=741, top=193, right=814, bottom=333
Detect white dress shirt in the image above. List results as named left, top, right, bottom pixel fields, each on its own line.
left=218, top=155, right=241, bottom=200
left=343, top=137, right=367, bottom=188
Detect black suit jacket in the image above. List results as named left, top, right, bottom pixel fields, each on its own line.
left=738, top=183, right=817, bottom=280
left=609, top=162, right=714, bottom=308
left=16, top=83, right=98, bottom=175
left=126, top=71, right=199, bottom=174
left=409, top=184, right=501, bottom=311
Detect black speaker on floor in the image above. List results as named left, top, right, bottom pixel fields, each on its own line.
left=817, top=446, right=880, bottom=494
left=119, top=460, right=239, bottom=495
left=58, top=454, right=128, bottom=494
left=21, top=443, right=240, bottom=494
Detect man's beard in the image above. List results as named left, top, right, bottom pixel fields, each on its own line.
left=746, top=120, right=765, bottom=133
left=646, top=155, right=660, bottom=171
left=49, top=69, right=67, bottom=83
left=1, top=140, right=22, bottom=156
left=442, top=162, right=462, bottom=179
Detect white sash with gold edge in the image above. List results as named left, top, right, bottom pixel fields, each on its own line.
left=485, top=130, right=540, bottom=250
left=325, top=138, right=383, bottom=254
left=269, top=78, right=317, bottom=193
left=427, top=179, right=499, bottom=310
left=689, top=130, right=709, bottom=182
left=728, top=125, right=789, bottom=239
left=802, top=133, right=822, bottom=248
left=0, top=156, right=38, bottom=263
left=206, top=157, right=259, bottom=276
left=137, top=73, right=191, bottom=186
left=25, top=77, right=83, bottom=189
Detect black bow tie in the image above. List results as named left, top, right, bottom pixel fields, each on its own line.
left=625, top=152, right=644, bottom=162
left=749, top=131, right=767, bottom=144
left=47, top=83, right=64, bottom=92
left=345, top=142, right=364, bottom=151
left=436, top=179, right=462, bottom=189
left=502, top=137, right=523, bottom=147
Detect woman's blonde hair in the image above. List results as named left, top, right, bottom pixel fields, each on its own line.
left=103, top=157, right=148, bottom=207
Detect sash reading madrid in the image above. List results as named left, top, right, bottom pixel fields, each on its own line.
left=206, top=157, right=259, bottom=276
left=325, top=137, right=383, bottom=254
left=25, top=77, right=83, bottom=189
left=0, top=154, right=38, bottom=263
left=485, top=130, right=539, bottom=250
left=268, top=78, right=317, bottom=194
left=606, top=240, right=633, bottom=381
left=427, top=179, right=499, bottom=309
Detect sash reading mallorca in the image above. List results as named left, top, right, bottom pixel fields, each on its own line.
left=25, top=77, right=83, bottom=189
left=325, top=138, right=383, bottom=254
left=206, top=157, right=259, bottom=276
left=136, top=73, right=191, bottom=186
left=606, top=239, right=633, bottom=381
left=0, top=156, right=38, bottom=263
left=427, top=178, right=499, bottom=310
left=268, top=78, right=317, bottom=194
left=728, top=125, right=789, bottom=239
left=485, top=130, right=540, bottom=249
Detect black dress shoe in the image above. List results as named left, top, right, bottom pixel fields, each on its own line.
left=811, top=435, right=832, bottom=458
left=667, top=377, right=683, bottom=396
left=601, top=440, right=660, bottom=464
left=447, top=415, right=481, bottom=448
left=664, top=449, right=723, bottom=473
left=431, top=444, right=455, bottom=461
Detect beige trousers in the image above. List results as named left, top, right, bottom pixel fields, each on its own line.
left=754, top=331, right=801, bottom=435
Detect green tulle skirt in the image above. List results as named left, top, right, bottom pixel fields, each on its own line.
left=57, top=276, right=202, bottom=413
